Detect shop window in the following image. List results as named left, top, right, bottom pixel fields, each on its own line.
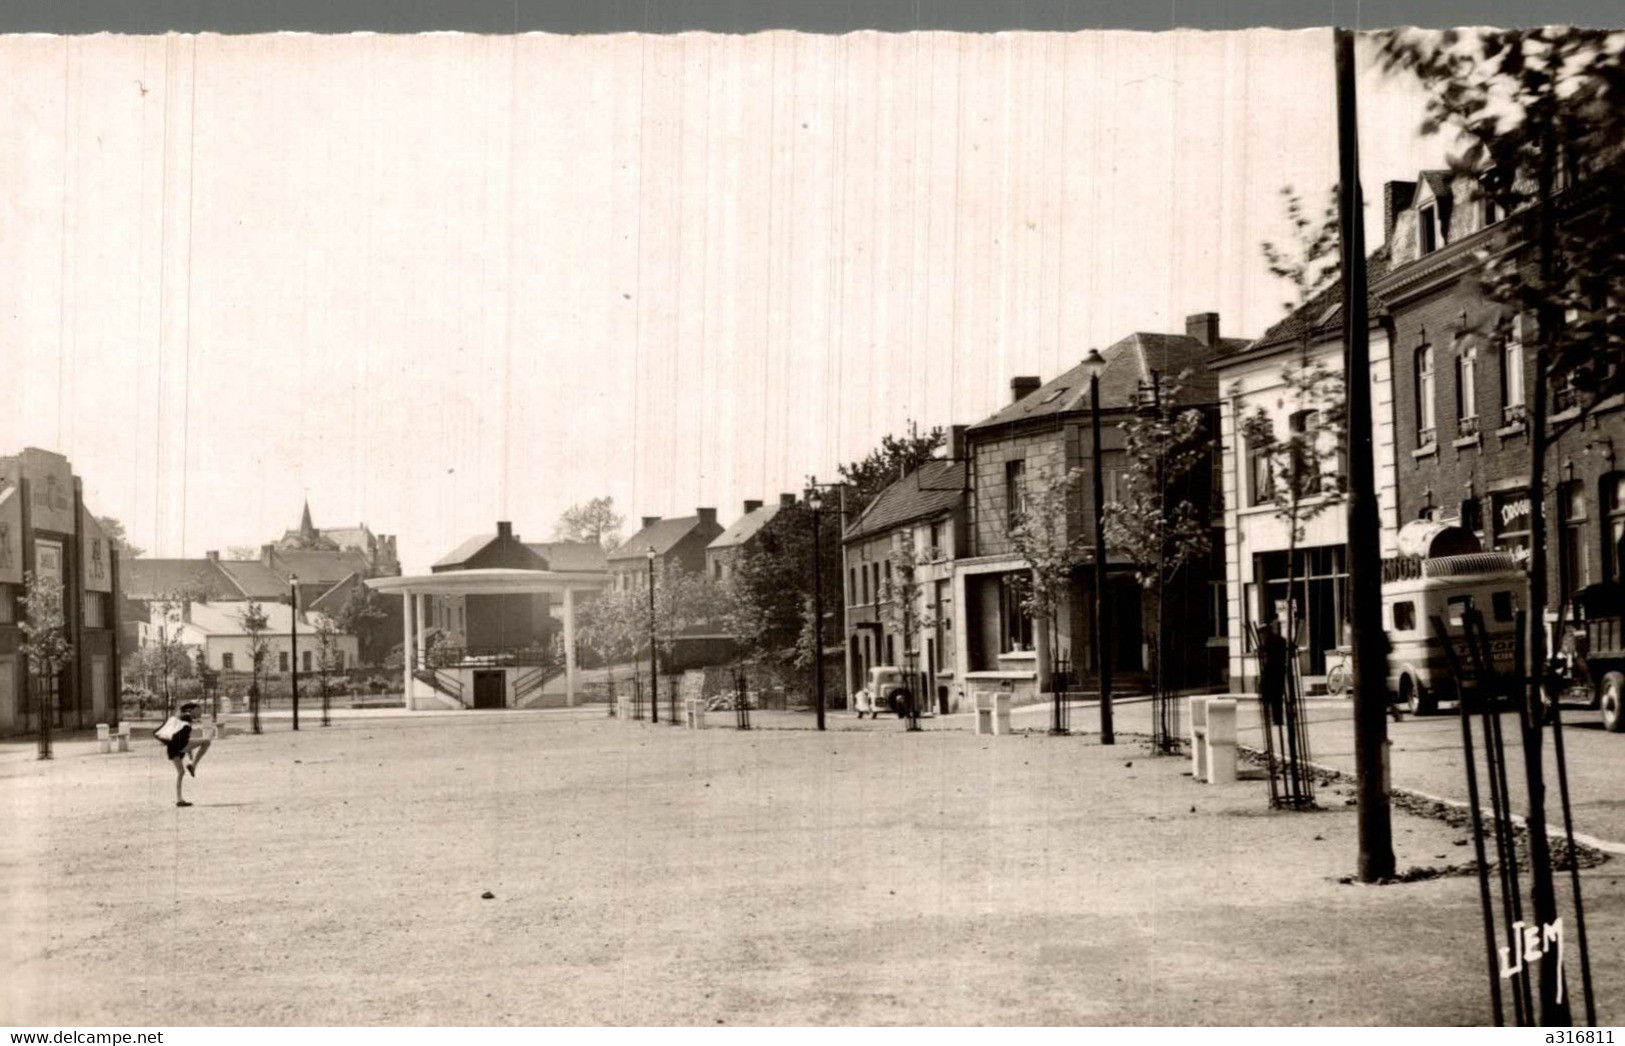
left=1491, top=490, right=1532, bottom=563
left=1604, top=473, right=1625, bottom=582
left=1559, top=481, right=1589, bottom=599
left=998, top=573, right=1034, bottom=653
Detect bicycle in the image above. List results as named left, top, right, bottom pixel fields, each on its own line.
left=1324, top=645, right=1352, bottom=697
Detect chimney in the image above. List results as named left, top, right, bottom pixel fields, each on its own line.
left=1384, top=179, right=1417, bottom=246
left=641, top=515, right=661, bottom=530
left=946, top=424, right=967, bottom=461
left=1011, top=376, right=1042, bottom=403
left=743, top=499, right=763, bottom=515
left=497, top=521, right=513, bottom=542
left=205, top=550, right=219, bottom=562
left=1185, top=312, right=1221, bottom=348
left=260, top=544, right=275, bottom=566
left=779, top=493, right=796, bottom=508
left=697, top=507, right=717, bottom=528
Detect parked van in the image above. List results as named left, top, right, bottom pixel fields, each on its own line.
left=1383, top=551, right=1525, bottom=715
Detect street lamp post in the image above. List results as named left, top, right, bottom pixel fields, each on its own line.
left=289, top=574, right=300, bottom=731
left=646, top=546, right=658, bottom=724
left=806, top=481, right=828, bottom=732
left=1083, top=349, right=1116, bottom=745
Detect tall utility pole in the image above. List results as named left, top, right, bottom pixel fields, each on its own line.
left=289, top=575, right=300, bottom=731
left=647, top=547, right=658, bottom=724
left=1335, top=28, right=1395, bottom=883
left=807, top=481, right=829, bottom=732
left=1085, top=351, right=1115, bottom=746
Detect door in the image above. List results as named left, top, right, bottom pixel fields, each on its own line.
left=472, top=670, right=506, bottom=709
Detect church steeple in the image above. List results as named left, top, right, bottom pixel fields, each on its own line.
left=299, top=497, right=317, bottom=542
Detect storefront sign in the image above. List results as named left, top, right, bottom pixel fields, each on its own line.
left=1497, top=496, right=1532, bottom=533
left=17, top=449, right=76, bottom=535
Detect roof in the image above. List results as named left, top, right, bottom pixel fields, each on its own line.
left=1249, top=248, right=1392, bottom=354
left=707, top=504, right=782, bottom=552
left=434, top=533, right=499, bottom=569
left=967, top=330, right=1244, bottom=433
left=215, top=559, right=288, bottom=600
left=120, top=559, right=237, bottom=602
left=184, top=601, right=337, bottom=636
left=272, top=548, right=371, bottom=584
left=321, top=526, right=375, bottom=550
left=607, top=516, right=708, bottom=562
left=525, top=541, right=609, bottom=572
left=844, top=459, right=965, bottom=543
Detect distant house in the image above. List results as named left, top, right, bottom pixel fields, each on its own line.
left=606, top=509, right=725, bottom=591
left=705, top=496, right=791, bottom=582
left=842, top=450, right=968, bottom=711
left=151, top=600, right=358, bottom=677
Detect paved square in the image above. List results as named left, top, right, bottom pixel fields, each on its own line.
left=4, top=710, right=1620, bottom=1025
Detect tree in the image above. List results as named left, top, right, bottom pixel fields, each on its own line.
left=313, top=613, right=343, bottom=723
left=335, top=584, right=389, bottom=666
left=144, top=591, right=201, bottom=716
left=1103, top=377, right=1214, bottom=750
left=19, top=571, right=73, bottom=758
left=552, top=497, right=625, bottom=552
left=837, top=423, right=946, bottom=520
left=1377, top=26, right=1625, bottom=1025
left=577, top=585, right=644, bottom=693
left=225, top=546, right=260, bottom=561
left=239, top=599, right=271, bottom=735
left=1007, top=464, right=1093, bottom=692
left=97, top=516, right=144, bottom=559
left=728, top=502, right=845, bottom=696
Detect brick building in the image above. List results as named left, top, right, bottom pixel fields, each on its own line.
left=0, top=448, right=122, bottom=734
left=607, top=509, right=725, bottom=591
left=950, top=315, right=1243, bottom=709
left=1375, top=165, right=1616, bottom=631
left=841, top=453, right=967, bottom=710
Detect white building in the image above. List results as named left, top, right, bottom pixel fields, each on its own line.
left=1215, top=271, right=1400, bottom=690
left=145, top=600, right=359, bottom=676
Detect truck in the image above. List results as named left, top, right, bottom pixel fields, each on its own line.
left=1383, top=551, right=1526, bottom=716
left=1563, top=581, right=1625, bottom=732
left=852, top=666, right=915, bottom=719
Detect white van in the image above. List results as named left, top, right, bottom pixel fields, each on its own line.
left=1383, top=551, right=1525, bottom=715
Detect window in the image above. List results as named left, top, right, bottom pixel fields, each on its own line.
left=1492, top=591, right=1516, bottom=623
left=1604, top=474, right=1625, bottom=583
left=1248, top=428, right=1276, bottom=506
left=1419, top=204, right=1440, bottom=254
left=82, top=592, right=106, bottom=628
left=1289, top=410, right=1322, bottom=496
left=1501, top=326, right=1527, bottom=425
left=337, top=651, right=346, bottom=671
left=1460, top=497, right=1483, bottom=535
left=998, top=573, right=1034, bottom=652
left=1559, top=482, right=1589, bottom=599
left=0, top=585, right=11, bottom=624
left=278, top=651, right=290, bottom=673
left=1005, top=459, right=1027, bottom=531
left=1392, top=601, right=1416, bottom=632
left=859, top=563, right=869, bottom=605
left=1455, top=345, right=1478, bottom=436
left=928, top=520, right=944, bottom=558
left=849, top=566, right=857, bottom=606
left=302, top=650, right=313, bottom=672
left=222, top=652, right=235, bottom=671
left=1415, top=343, right=1437, bottom=446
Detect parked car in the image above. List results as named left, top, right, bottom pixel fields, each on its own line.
left=853, top=666, right=913, bottom=718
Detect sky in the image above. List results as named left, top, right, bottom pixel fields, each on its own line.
left=0, top=29, right=1446, bottom=572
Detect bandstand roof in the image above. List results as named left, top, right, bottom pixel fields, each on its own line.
left=365, top=568, right=610, bottom=597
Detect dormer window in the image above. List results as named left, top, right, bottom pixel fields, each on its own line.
left=1418, top=204, right=1441, bottom=255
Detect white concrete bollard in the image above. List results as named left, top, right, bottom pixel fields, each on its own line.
left=1189, top=698, right=1210, bottom=781
left=116, top=723, right=132, bottom=752
left=97, top=723, right=112, bottom=754
left=1205, top=698, right=1238, bottom=784
left=617, top=695, right=631, bottom=720
left=992, top=692, right=1014, bottom=735
left=974, top=691, right=994, bottom=736
left=686, top=698, right=705, bottom=729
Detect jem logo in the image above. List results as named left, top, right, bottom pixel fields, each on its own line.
left=1498, top=917, right=1565, bottom=1002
